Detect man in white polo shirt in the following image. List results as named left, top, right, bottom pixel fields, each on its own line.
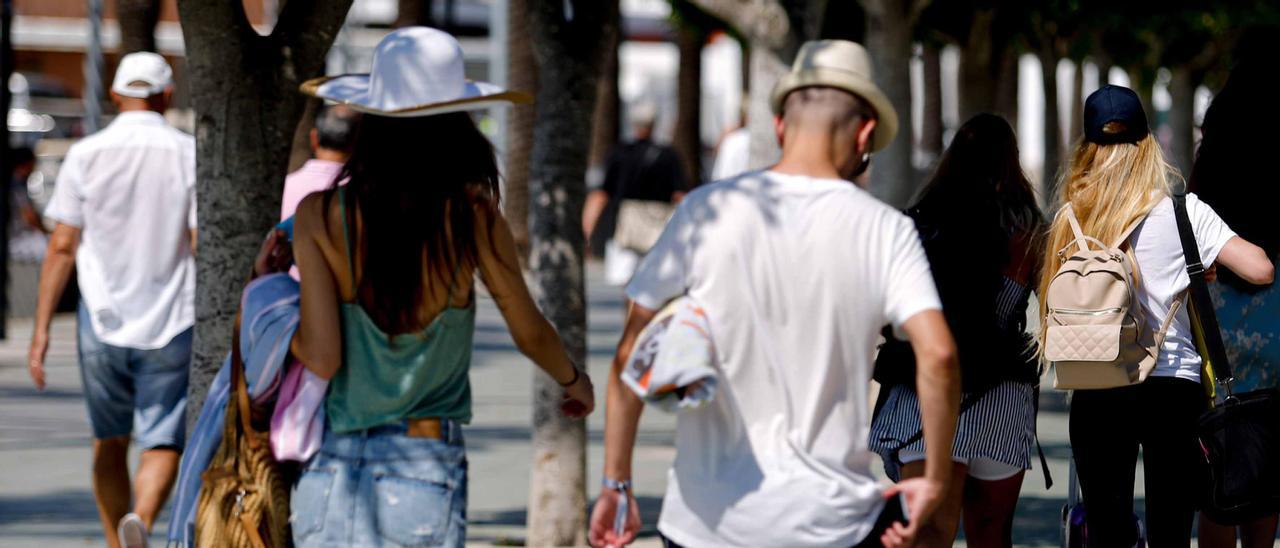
left=27, top=52, right=196, bottom=548
left=590, top=40, right=961, bottom=547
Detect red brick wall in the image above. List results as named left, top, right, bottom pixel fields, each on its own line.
left=15, top=0, right=267, bottom=26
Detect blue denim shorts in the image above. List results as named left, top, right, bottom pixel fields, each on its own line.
left=76, top=304, right=190, bottom=449
left=291, top=420, right=468, bottom=547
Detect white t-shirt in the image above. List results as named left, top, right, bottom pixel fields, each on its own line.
left=45, top=111, right=197, bottom=349
left=1128, top=193, right=1236, bottom=382
left=627, top=170, right=941, bottom=547
left=710, top=128, right=750, bottom=181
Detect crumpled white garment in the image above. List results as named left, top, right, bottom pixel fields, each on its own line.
left=621, top=297, right=718, bottom=411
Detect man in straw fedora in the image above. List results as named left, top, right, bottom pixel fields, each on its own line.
left=591, top=40, right=960, bottom=547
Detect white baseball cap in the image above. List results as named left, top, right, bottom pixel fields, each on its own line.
left=111, top=52, right=173, bottom=98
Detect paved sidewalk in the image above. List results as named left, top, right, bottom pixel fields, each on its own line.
left=0, top=264, right=1157, bottom=547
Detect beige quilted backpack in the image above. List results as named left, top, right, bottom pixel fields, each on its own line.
left=1043, top=203, right=1185, bottom=390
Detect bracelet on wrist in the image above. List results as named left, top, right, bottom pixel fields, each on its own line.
left=557, top=367, right=581, bottom=387
left=603, top=477, right=632, bottom=492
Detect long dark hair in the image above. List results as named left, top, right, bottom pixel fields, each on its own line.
left=326, top=112, right=501, bottom=334
left=1191, top=53, right=1280, bottom=291
left=912, top=113, right=1042, bottom=241
left=878, top=114, right=1044, bottom=389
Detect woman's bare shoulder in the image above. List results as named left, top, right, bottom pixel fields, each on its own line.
left=293, top=190, right=351, bottom=263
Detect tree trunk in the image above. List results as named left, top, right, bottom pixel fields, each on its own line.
left=920, top=42, right=942, bottom=165
left=863, top=0, right=925, bottom=208
left=1038, top=46, right=1062, bottom=202
left=587, top=4, right=621, bottom=184
left=525, top=0, right=610, bottom=544
left=178, top=0, right=351, bottom=428
left=118, top=0, right=160, bottom=54
left=1129, top=67, right=1155, bottom=126
left=1168, top=66, right=1196, bottom=180
left=395, top=0, right=434, bottom=27
left=674, top=19, right=705, bottom=186
left=994, top=47, right=1018, bottom=129
left=689, top=0, right=826, bottom=171
left=958, top=8, right=996, bottom=120
left=1095, top=52, right=1113, bottom=86
left=1068, top=58, right=1084, bottom=145
left=503, top=0, right=537, bottom=260
left=746, top=46, right=787, bottom=169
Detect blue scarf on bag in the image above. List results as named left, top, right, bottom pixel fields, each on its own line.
left=167, top=273, right=300, bottom=547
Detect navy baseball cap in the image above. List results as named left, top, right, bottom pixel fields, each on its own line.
left=1084, top=85, right=1150, bottom=144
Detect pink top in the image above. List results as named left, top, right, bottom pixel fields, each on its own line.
left=280, top=159, right=345, bottom=221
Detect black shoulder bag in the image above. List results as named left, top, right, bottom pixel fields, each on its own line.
left=1172, top=193, right=1280, bottom=525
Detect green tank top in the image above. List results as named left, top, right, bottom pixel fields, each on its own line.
left=325, top=188, right=476, bottom=433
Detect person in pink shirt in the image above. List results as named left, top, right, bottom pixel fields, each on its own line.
left=281, top=105, right=359, bottom=220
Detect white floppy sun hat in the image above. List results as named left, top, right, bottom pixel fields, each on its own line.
left=301, top=26, right=531, bottom=117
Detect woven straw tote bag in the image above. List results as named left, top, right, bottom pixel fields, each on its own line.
left=196, top=318, right=291, bottom=548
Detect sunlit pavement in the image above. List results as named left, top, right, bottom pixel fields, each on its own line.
left=0, top=262, right=1175, bottom=547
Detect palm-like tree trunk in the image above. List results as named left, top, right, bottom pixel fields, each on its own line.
left=394, top=0, right=434, bottom=27
left=587, top=3, right=621, bottom=181
left=862, top=0, right=930, bottom=208
left=1168, top=66, right=1197, bottom=179
left=958, top=8, right=996, bottom=120
left=674, top=16, right=705, bottom=186
left=994, top=48, right=1019, bottom=129
left=117, top=0, right=160, bottom=54
left=920, top=43, right=943, bottom=166
left=503, top=0, right=538, bottom=260
left=525, top=0, right=612, bottom=544
left=178, top=0, right=351, bottom=426
left=689, top=0, right=826, bottom=171
left=1039, top=45, right=1062, bottom=202
left=1068, top=58, right=1085, bottom=145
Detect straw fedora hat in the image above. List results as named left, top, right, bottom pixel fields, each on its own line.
left=301, top=26, right=531, bottom=117
left=770, top=40, right=899, bottom=152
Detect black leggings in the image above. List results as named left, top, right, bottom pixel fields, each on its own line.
left=1070, top=377, right=1207, bottom=548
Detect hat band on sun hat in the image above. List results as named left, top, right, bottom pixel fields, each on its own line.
left=301, top=75, right=531, bottom=118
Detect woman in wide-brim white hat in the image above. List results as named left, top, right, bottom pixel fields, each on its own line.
left=263, top=26, right=595, bottom=546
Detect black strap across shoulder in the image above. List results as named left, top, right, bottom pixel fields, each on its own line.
left=1172, top=193, right=1234, bottom=385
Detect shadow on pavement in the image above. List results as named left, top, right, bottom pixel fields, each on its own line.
left=0, top=386, right=85, bottom=400
left=0, top=488, right=99, bottom=525
left=469, top=495, right=666, bottom=544
left=461, top=425, right=673, bottom=452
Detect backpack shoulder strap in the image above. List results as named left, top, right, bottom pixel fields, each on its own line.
left=1060, top=203, right=1088, bottom=252
left=1110, top=215, right=1148, bottom=250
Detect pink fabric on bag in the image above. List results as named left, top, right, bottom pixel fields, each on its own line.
left=269, top=360, right=328, bottom=462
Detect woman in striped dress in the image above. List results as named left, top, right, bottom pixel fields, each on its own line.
left=869, top=114, right=1043, bottom=547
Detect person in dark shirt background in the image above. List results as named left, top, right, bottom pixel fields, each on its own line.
left=583, top=102, right=688, bottom=285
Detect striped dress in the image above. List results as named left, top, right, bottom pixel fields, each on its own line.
left=868, top=276, right=1038, bottom=481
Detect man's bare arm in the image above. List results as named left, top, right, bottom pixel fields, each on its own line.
left=901, top=309, right=960, bottom=488
left=603, top=303, right=657, bottom=481
left=589, top=302, right=658, bottom=547
left=28, top=224, right=81, bottom=390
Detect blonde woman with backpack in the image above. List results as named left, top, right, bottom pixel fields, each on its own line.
left=1039, top=85, right=1273, bottom=547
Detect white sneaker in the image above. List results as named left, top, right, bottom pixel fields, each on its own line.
left=117, top=512, right=148, bottom=548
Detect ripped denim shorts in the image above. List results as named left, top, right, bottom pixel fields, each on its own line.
left=290, top=420, right=467, bottom=547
